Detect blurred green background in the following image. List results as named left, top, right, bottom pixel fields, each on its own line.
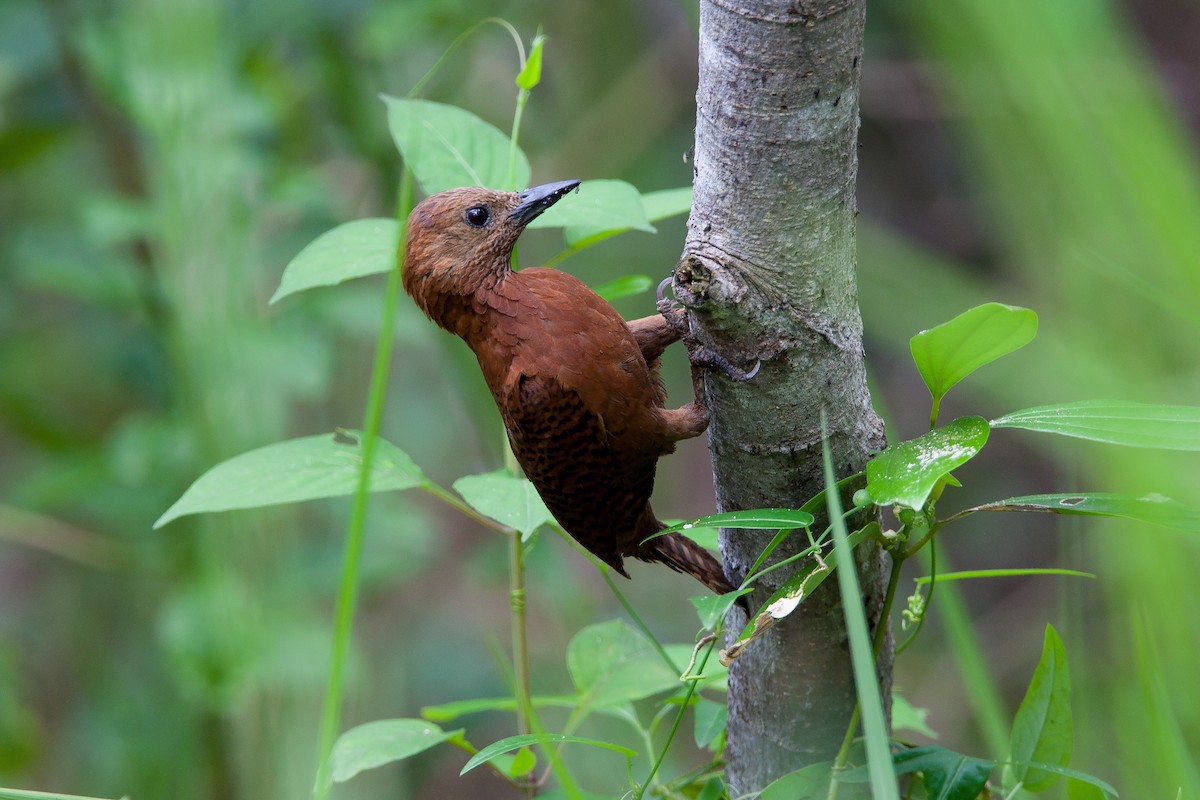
left=1, top=0, right=1197, bottom=797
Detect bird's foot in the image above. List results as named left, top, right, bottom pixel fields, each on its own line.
left=688, top=342, right=763, bottom=382
left=660, top=277, right=766, bottom=382
left=656, top=277, right=689, bottom=335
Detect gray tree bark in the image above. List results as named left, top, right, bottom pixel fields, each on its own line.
left=674, top=0, right=890, bottom=793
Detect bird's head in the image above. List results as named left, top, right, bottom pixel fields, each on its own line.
left=402, top=179, right=580, bottom=318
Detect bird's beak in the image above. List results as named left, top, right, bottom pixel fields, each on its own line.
left=509, top=179, right=581, bottom=227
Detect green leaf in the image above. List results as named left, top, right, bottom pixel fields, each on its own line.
left=593, top=274, right=653, bottom=302
left=1067, top=776, right=1111, bottom=799
left=659, top=508, right=815, bottom=535
left=460, top=733, right=635, bottom=775
left=271, top=218, right=398, bottom=304
left=567, top=619, right=680, bottom=707
left=692, top=697, right=727, bottom=749
left=690, top=589, right=752, bottom=629
left=865, top=416, right=990, bottom=510
left=452, top=470, right=553, bottom=537
left=915, top=568, right=1096, bottom=584
left=420, top=695, right=579, bottom=722
left=155, top=432, right=428, bottom=528
left=890, top=745, right=992, bottom=800
left=0, top=789, right=128, bottom=800
left=640, top=186, right=693, bottom=222
left=382, top=96, right=529, bottom=193
left=823, top=433, right=897, bottom=800
left=760, top=763, right=833, bottom=800
left=507, top=746, right=537, bottom=777
left=1009, top=625, right=1073, bottom=792
left=330, top=719, right=461, bottom=784
left=527, top=179, right=654, bottom=245
left=990, top=400, right=1200, bottom=451
left=910, top=303, right=1037, bottom=404
left=969, top=492, right=1200, bottom=532
left=515, top=35, right=545, bottom=90
left=892, top=693, right=937, bottom=739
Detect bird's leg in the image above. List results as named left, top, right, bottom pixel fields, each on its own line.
left=626, top=310, right=685, bottom=365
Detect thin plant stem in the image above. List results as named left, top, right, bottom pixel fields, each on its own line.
left=312, top=167, right=413, bottom=799
left=633, top=636, right=718, bottom=800
left=510, top=531, right=533, bottom=738
left=601, top=568, right=680, bottom=672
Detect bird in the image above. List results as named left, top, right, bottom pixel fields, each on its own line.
left=402, top=179, right=742, bottom=602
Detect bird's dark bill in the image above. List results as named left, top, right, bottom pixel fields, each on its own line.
left=509, top=179, right=581, bottom=227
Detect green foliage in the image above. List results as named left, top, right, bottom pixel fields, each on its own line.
left=864, top=416, right=989, bottom=510
left=154, top=431, right=428, bottom=527
left=889, top=746, right=992, bottom=799
left=910, top=302, right=1037, bottom=426
left=383, top=97, right=530, bottom=193
left=1006, top=625, right=1073, bottom=793
left=329, top=719, right=463, bottom=785
left=822, top=427, right=897, bottom=799
left=7, top=3, right=1199, bottom=798
left=991, top=401, right=1200, bottom=450
left=453, top=469, right=553, bottom=539
left=271, top=219, right=399, bottom=304
left=566, top=620, right=681, bottom=707
left=461, top=734, right=634, bottom=776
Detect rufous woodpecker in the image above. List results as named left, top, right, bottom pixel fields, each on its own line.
left=402, top=179, right=739, bottom=601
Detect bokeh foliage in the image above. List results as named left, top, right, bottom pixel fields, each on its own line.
left=1, top=0, right=1197, bottom=798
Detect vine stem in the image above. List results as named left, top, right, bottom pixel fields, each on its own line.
left=312, top=168, right=413, bottom=799
left=632, top=635, right=718, bottom=800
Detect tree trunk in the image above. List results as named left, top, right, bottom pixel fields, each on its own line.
left=676, top=0, right=890, bottom=793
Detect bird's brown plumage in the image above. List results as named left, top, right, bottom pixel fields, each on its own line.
left=402, top=180, right=737, bottom=600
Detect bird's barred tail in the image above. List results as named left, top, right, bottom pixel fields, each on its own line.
left=642, top=530, right=745, bottom=608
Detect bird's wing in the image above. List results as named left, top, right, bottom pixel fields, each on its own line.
left=502, top=371, right=657, bottom=575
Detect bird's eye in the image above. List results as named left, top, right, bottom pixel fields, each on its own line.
left=464, top=206, right=490, bottom=228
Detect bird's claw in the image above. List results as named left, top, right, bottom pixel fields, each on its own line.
left=688, top=343, right=763, bottom=383
left=659, top=275, right=767, bottom=382
left=656, top=276, right=690, bottom=335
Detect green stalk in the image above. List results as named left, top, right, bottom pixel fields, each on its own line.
left=510, top=531, right=533, bottom=741
left=312, top=167, right=414, bottom=799
left=632, top=637, right=717, bottom=800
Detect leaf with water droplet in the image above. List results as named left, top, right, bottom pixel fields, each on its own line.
left=865, top=417, right=989, bottom=510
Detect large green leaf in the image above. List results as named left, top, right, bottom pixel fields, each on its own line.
left=968, top=492, right=1200, bottom=532
left=270, top=218, right=398, bottom=304
left=890, top=746, right=992, bottom=800
left=527, top=179, right=654, bottom=245
left=1009, top=625, right=1073, bottom=792
left=452, top=470, right=553, bottom=538
left=759, top=763, right=833, bottom=799
left=640, top=186, right=693, bottom=221
left=659, top=508, right=815, bottom=534
left=421, top=695, right=579, bottom=723
left=155, top=432, right=427, bottom=527
left=592, top=274, right=653, bottom=302
left=566, top=619, right=679, bottom=707
left=382, top=96, right=529, bottom=193
left=910, top=303, right=1037, bottom=405
left=460, top=733, right=635, bottom=775
left=692, top=696, right=727, bottom=749
left=864, top=416, right=990, bottom=510
left=0, top=789, right=127, bottom=800
left=990, top=400, right=1200, bottom=450
left=330, top=719, right=461, bottom=784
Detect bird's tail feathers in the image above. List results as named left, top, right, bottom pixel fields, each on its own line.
left=640, top=530, right=739, bottom=599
